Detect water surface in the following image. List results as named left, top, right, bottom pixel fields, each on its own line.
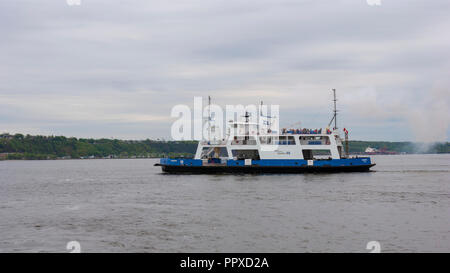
left=0, top=154, right=449, bottom=252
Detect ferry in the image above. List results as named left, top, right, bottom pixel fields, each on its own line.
left=155, top=90, right=375, bottom=174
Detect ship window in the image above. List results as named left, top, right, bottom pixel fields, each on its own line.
left=302, top=149, right=332, bottom=159
left=302, top=150, right=313, bottom=160
left=299, top=136, right=330, bottom=145
left=279, top=136, right=296, bottom=145
left=287, top=136, right=295, bottom=145
left=201, top=147, right=228, bottom=158
left=232, top=136, right=256, bottom=145
left=259, top=136, right=274, bottom=145
left=231, top=149, right=260, bottom=160
left=260, top=136, right=296, bottom=145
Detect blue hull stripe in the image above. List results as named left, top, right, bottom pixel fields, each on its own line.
left=159, top=158, right=372, bottom=167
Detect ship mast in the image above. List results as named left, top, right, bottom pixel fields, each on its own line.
left=328, top=89, right=338, bottom=130
left=208, top=96, right=211, bottom=141
left=333, top=89, right=337, bottom=130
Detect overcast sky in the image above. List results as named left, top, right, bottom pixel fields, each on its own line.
left=1, top=0, right=449, bottom=141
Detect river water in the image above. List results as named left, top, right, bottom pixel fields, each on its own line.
left=0, top=154, right=449, bottom=252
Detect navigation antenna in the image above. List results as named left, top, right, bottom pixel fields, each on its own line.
left=243, top=111, right=250, bottom=123
left=328, top=89, right=338, bottom=130
left=241, top=111, right=251, bottom=143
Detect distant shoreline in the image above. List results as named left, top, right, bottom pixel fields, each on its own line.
left=1, top=133, right=449, bottom=160
left=2, top=153, right=449, bottom=162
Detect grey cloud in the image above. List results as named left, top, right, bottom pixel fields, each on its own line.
left=0, top=0, right=449, bottom=141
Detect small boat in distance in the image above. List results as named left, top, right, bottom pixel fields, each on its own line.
left=155, top=90, right=375, bottom=174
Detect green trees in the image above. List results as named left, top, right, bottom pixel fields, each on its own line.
left=0, top=133, right=198, bottom=159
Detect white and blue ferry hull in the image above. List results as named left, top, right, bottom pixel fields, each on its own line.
left=155, top=158, right=375, bottom=174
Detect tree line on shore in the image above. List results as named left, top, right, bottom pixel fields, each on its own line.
left=0, top=133, right=196, bottom=160
left=0, top=133, right=448, bottom=160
